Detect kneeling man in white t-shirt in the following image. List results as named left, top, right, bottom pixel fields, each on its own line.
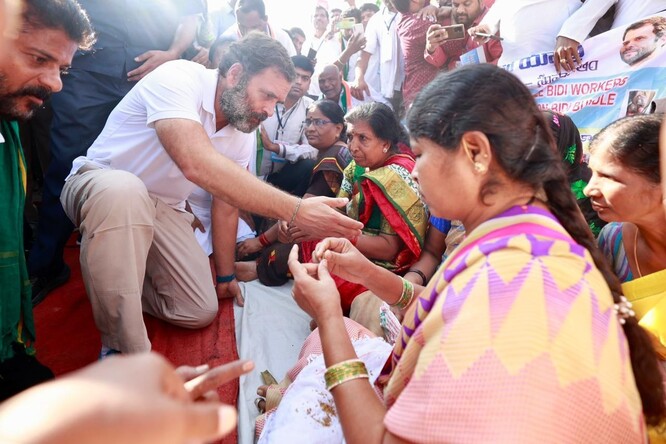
left=61, top=33, right=362, bottom=357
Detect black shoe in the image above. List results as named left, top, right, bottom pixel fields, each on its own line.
left=31, top=264, right=71, bottom=306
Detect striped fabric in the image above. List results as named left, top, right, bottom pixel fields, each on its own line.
left=597, top=222, right=633, bottom=282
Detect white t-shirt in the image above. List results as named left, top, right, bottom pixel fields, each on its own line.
left=69, top=60, right=254, bottom=209
left=481, top=0, right=583, bottom=66
left=363, top=7, right=403, bottom=99
left=259, top=95, right=316, bottom=176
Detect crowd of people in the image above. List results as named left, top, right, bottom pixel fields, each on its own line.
left=0, top=0, right=665, bottom=442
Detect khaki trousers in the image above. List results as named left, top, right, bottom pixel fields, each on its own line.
left=61, top=167, right=217, bottom=352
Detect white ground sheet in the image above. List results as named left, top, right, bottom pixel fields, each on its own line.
left=235, top=280, right=312, bottom=444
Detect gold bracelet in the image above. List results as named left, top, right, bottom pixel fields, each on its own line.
left=390, top=278, right=414, bottom=310
left=288, top=197, right=302, bottom=227
left=324, top=359, right=369, bottom=391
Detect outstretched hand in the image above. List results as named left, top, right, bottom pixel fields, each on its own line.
left=0, top=353, right=254, bottom=444
left=288, top=245, right=343, bottom=322
left=293, top=196, right=363, bottom=239
left=182, top=359, right=255, bottom=401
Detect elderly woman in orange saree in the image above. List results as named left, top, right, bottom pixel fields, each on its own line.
left=255, top=102, right=427, bottom=314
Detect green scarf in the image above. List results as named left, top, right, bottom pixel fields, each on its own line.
left=0, top=120, right=35, bottom=360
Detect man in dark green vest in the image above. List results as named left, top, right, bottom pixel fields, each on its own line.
left=0, top=0, right=94, bottom=400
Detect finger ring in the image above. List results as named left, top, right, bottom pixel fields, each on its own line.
left=254, top=397, right=264, bottom=409
left=559, top=58, right=566, bottom=63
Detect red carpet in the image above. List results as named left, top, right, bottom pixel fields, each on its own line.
left=32, top=236, right=240, bottom=443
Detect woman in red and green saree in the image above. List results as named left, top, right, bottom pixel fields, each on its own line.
left=252, top=102, right=428, bottom=314
left=257, top=65, right=665, bottom=443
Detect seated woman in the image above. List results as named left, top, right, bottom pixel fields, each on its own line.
left=543, top=110, right=606, bottom=236
left=585, top=115, right=666, bottom=361
left=257, top=65, right=665, bottom=442
left=236, top=99, right=352, bottom=261
left=240, top=103, right=428, bottom=314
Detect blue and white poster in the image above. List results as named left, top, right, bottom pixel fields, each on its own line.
left=506, top=13, right=666, bottom=148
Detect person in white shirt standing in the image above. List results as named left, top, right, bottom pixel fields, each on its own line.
left=60, top=34, right=362, bottom=358
left=222, top=0, right=296, bottom=56
left=351, top=0, right=405, bottom=114
left=469, top=0, right=583, bottom=68
left=305, top=5, right=366, bottom=96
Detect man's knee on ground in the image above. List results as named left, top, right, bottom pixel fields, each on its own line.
left=173, top=300, right=219, bottom=329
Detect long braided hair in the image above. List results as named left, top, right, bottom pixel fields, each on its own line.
left=407, top=64, right=665, bottom=425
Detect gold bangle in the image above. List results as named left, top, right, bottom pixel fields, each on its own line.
left=390, top=278, right=414, bottom=310
left=324, top=359, right=369, bottom=391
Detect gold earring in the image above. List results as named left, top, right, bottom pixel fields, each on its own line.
left=474, top=162, right=486, bottom=173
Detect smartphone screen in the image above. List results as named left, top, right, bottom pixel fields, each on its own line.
left=307, top=47, right=317, bottom=60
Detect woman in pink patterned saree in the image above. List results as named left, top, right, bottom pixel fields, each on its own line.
left=258, top=65, right=665, bottom=443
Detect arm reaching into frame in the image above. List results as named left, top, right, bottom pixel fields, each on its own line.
left=154, top=118, right=363, bottom=240
left=0, top=353, right=254, bottom=444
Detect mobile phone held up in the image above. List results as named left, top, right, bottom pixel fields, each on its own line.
left=336, top=17, right=355, bottom=30
left=353, top=23, right=364, bottom=36
left=441, top=24, right=465, bottom=41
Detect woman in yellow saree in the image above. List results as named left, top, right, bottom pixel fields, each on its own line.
left=585, top=115, right=666, bottom=360
left=586, top=115, right=666, bottom=441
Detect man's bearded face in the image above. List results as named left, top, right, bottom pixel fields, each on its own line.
left=220, top=74, right=269, bottom=133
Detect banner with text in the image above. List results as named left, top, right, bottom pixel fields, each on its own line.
left=505, top=13, right=666, bottom=148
